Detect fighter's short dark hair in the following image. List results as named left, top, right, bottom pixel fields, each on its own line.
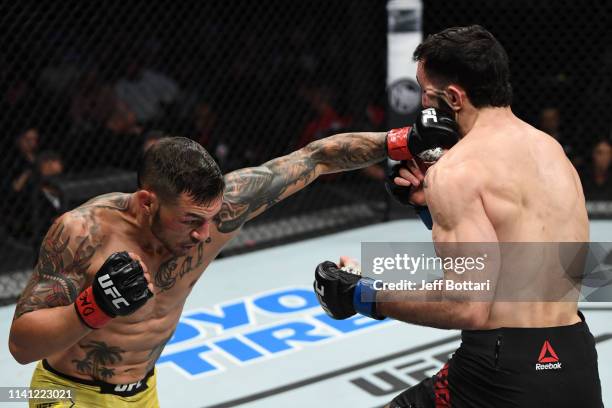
left=137, top=137, right=224, bottom=205
left=414, top=25, right=513, bottom=108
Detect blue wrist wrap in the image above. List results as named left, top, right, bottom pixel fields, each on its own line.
left=415, top=205, right=433, bottom=230
left=353, top=278, right=384, bottom=320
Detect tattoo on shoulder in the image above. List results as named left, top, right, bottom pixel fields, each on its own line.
left=14, top=217, right=103, bottom=320
left=154, top=242, right=205, bottom=292
left=214, top=156, right=315, bottom=233
left=78, top=193, right=130, bottom=213
left=72, top=340, right=125, bottom=381
left=213, top=132, right=386, bottom=233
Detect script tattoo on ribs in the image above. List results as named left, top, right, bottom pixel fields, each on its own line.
left=214, top=132, right=386, bottom=233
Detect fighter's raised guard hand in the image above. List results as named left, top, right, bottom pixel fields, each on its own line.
left=384, top=107, right=460, bottom=227
left=386, top=158, right=428, bottom=207
left=75, top=251, right=154, bottom=329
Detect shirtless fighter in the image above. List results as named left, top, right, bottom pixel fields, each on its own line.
left=9, top=134, right=395, bottom=407
left=314, top=26, right=603, bottom=407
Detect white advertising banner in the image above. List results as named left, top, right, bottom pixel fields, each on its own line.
left=387, top=0, right=423, bottom=127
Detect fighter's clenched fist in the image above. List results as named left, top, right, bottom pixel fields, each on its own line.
left=75, top=251, right=153, bottom=329
left=314, top=260, right=384, bottom=320
left=384, top=108, right=460, bottom=228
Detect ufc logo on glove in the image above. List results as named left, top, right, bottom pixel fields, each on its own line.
left=98, top=274, right=130, bottom=308
left=421, top=108, right=438, bottom=123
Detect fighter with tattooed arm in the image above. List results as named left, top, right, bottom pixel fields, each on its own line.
left=9, top=132, right=392, bottom=407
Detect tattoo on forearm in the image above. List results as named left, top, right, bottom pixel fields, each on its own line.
left=14, top=220, right=101, bottom=320
left=155, top=242, right=205, bottom=291
left=214, top=132, right=387, bottom=233
left=307, top=132, right=387, bottom=173
left=72, top=340, right=125, bottom=381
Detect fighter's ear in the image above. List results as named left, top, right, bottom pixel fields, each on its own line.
left=444, top=84, right=466, bottom=111
left=135, top=189, right=159, bottom=215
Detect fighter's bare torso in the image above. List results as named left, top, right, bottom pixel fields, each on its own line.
left=46, top=193, right=222, bottom=384
left=426, top=109, right=589, bottom=329
left=11, top=131, right=389, bottom=384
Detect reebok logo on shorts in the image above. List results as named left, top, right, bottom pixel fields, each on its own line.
left=535, top=340, right=562, bottom=370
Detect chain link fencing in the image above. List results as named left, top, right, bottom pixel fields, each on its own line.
left=0, top=0, right=610, bottom=303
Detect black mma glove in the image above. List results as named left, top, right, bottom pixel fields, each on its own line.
left=314, top=261, right=384, bottom=320
left=385, top=159, right=412, bottom=205
left=384, top=159, right=433, bottom=229
left=384, top=108, right=459, bottom=229
left=75, top=251, right=153, bottom=329
left=386, top=107, right=459, bottom=162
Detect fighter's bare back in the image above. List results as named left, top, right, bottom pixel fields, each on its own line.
left=426, top=108, right=588, bottom=329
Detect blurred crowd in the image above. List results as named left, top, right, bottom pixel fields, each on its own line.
left=0, top=21, right=387, bottom=248
left=0, top=0, right=610, bottom=251
left=1, top=48, right=611, bottom=249
left=2, top=75, right=610, bottom=249
left=535, top=106, right=612, bottom=200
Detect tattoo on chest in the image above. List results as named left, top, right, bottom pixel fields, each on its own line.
left=154, top=242, right=205, bottom=291
left=72, top=341, right=125, bottom=381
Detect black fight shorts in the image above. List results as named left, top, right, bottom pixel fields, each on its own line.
left=389, top=312, right=603, bottom=408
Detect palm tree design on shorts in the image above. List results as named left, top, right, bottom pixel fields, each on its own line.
left=72, top=341, right=125, bottom=380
